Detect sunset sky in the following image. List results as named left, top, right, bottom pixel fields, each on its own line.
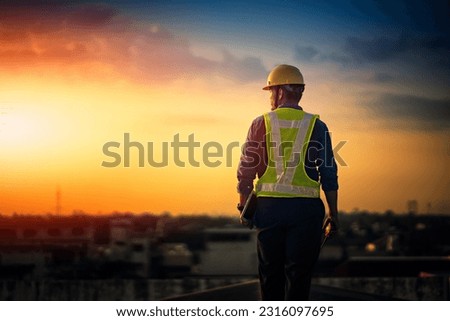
left=0, top=0, right=449, bottom=215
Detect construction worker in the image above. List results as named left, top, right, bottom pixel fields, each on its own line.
left=237, top=64, right=339, bottom=300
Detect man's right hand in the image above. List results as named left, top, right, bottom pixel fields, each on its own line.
left=240, top=215, right=254, bottom=229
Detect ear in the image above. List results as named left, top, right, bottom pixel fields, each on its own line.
left=278, top=87, right=284, bottom=100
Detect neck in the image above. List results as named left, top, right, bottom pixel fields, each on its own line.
left=278, top=103, right=299, bottom=108
left=278, top=99, right=300, bottom=108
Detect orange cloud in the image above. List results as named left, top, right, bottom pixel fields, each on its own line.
left=0, top=2, right=267, bottom=84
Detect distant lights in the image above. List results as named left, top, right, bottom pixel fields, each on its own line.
left=365, top=243, right=376, bottom=253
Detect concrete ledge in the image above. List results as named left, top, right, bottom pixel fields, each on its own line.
left=163, top=280, right=398, bottom=301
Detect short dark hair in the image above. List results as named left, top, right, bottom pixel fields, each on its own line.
left=282, top=84, right=304, bottom=102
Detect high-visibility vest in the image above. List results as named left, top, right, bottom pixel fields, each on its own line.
left=255, top=108, right=320, bottom=198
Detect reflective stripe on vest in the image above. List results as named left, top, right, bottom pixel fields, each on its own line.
left=257, top=183, right=319, bottom=197
left=255, top=109, right=320, bottom=198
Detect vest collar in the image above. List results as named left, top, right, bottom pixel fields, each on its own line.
left=277, top=105, right=303, bottom=110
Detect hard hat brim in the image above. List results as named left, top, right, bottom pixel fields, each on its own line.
left=262, top=83, right=304, bottom=90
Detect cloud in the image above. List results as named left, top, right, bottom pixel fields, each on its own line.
left=293, top=31, right=450, bottom=104
left=0, top=2, right=267, bottom=84
left=294, top=45, right=319, bottom=62
left=294, top=32, right=449, bottom=70
left=126, top=32, right=267, bottom=84
left=371, top=72, right=396, bottom=83
left=218, top=50, right=267, bottom=82
left=334, top=33, right=450, bottom=131
left=343, top=33, right=450, bottom=65
left=294, top=35, right=449, bottom=73
left=65, top=4, right=119, bottom=28
left=366, top=93, right=450, bottom=130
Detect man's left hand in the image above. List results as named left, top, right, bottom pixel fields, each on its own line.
left=323, top=216, right=338, bottom=237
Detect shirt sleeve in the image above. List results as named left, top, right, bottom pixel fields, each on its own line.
left=313, top=119, right=339, bottom=192
left=237, top=116, right=267, bottom=196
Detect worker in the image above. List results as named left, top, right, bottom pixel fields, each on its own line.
left=237, top=64, right=339, bottom=300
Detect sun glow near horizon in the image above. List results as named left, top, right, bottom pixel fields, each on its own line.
left=0, top=70, right=264, bottom=215
left=2, top=69, right=448, bottom=215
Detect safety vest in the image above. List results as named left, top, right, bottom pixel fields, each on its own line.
left=255, top=108, right=320, bottom=198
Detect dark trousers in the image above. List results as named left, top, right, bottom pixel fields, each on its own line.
left=254, top=197, right=324, bottom=301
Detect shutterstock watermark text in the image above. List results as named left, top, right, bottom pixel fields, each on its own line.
left=101, top=133, right=347, bottom=168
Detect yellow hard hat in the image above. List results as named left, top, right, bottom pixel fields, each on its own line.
left=263, top=64, right=304, bottom=90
